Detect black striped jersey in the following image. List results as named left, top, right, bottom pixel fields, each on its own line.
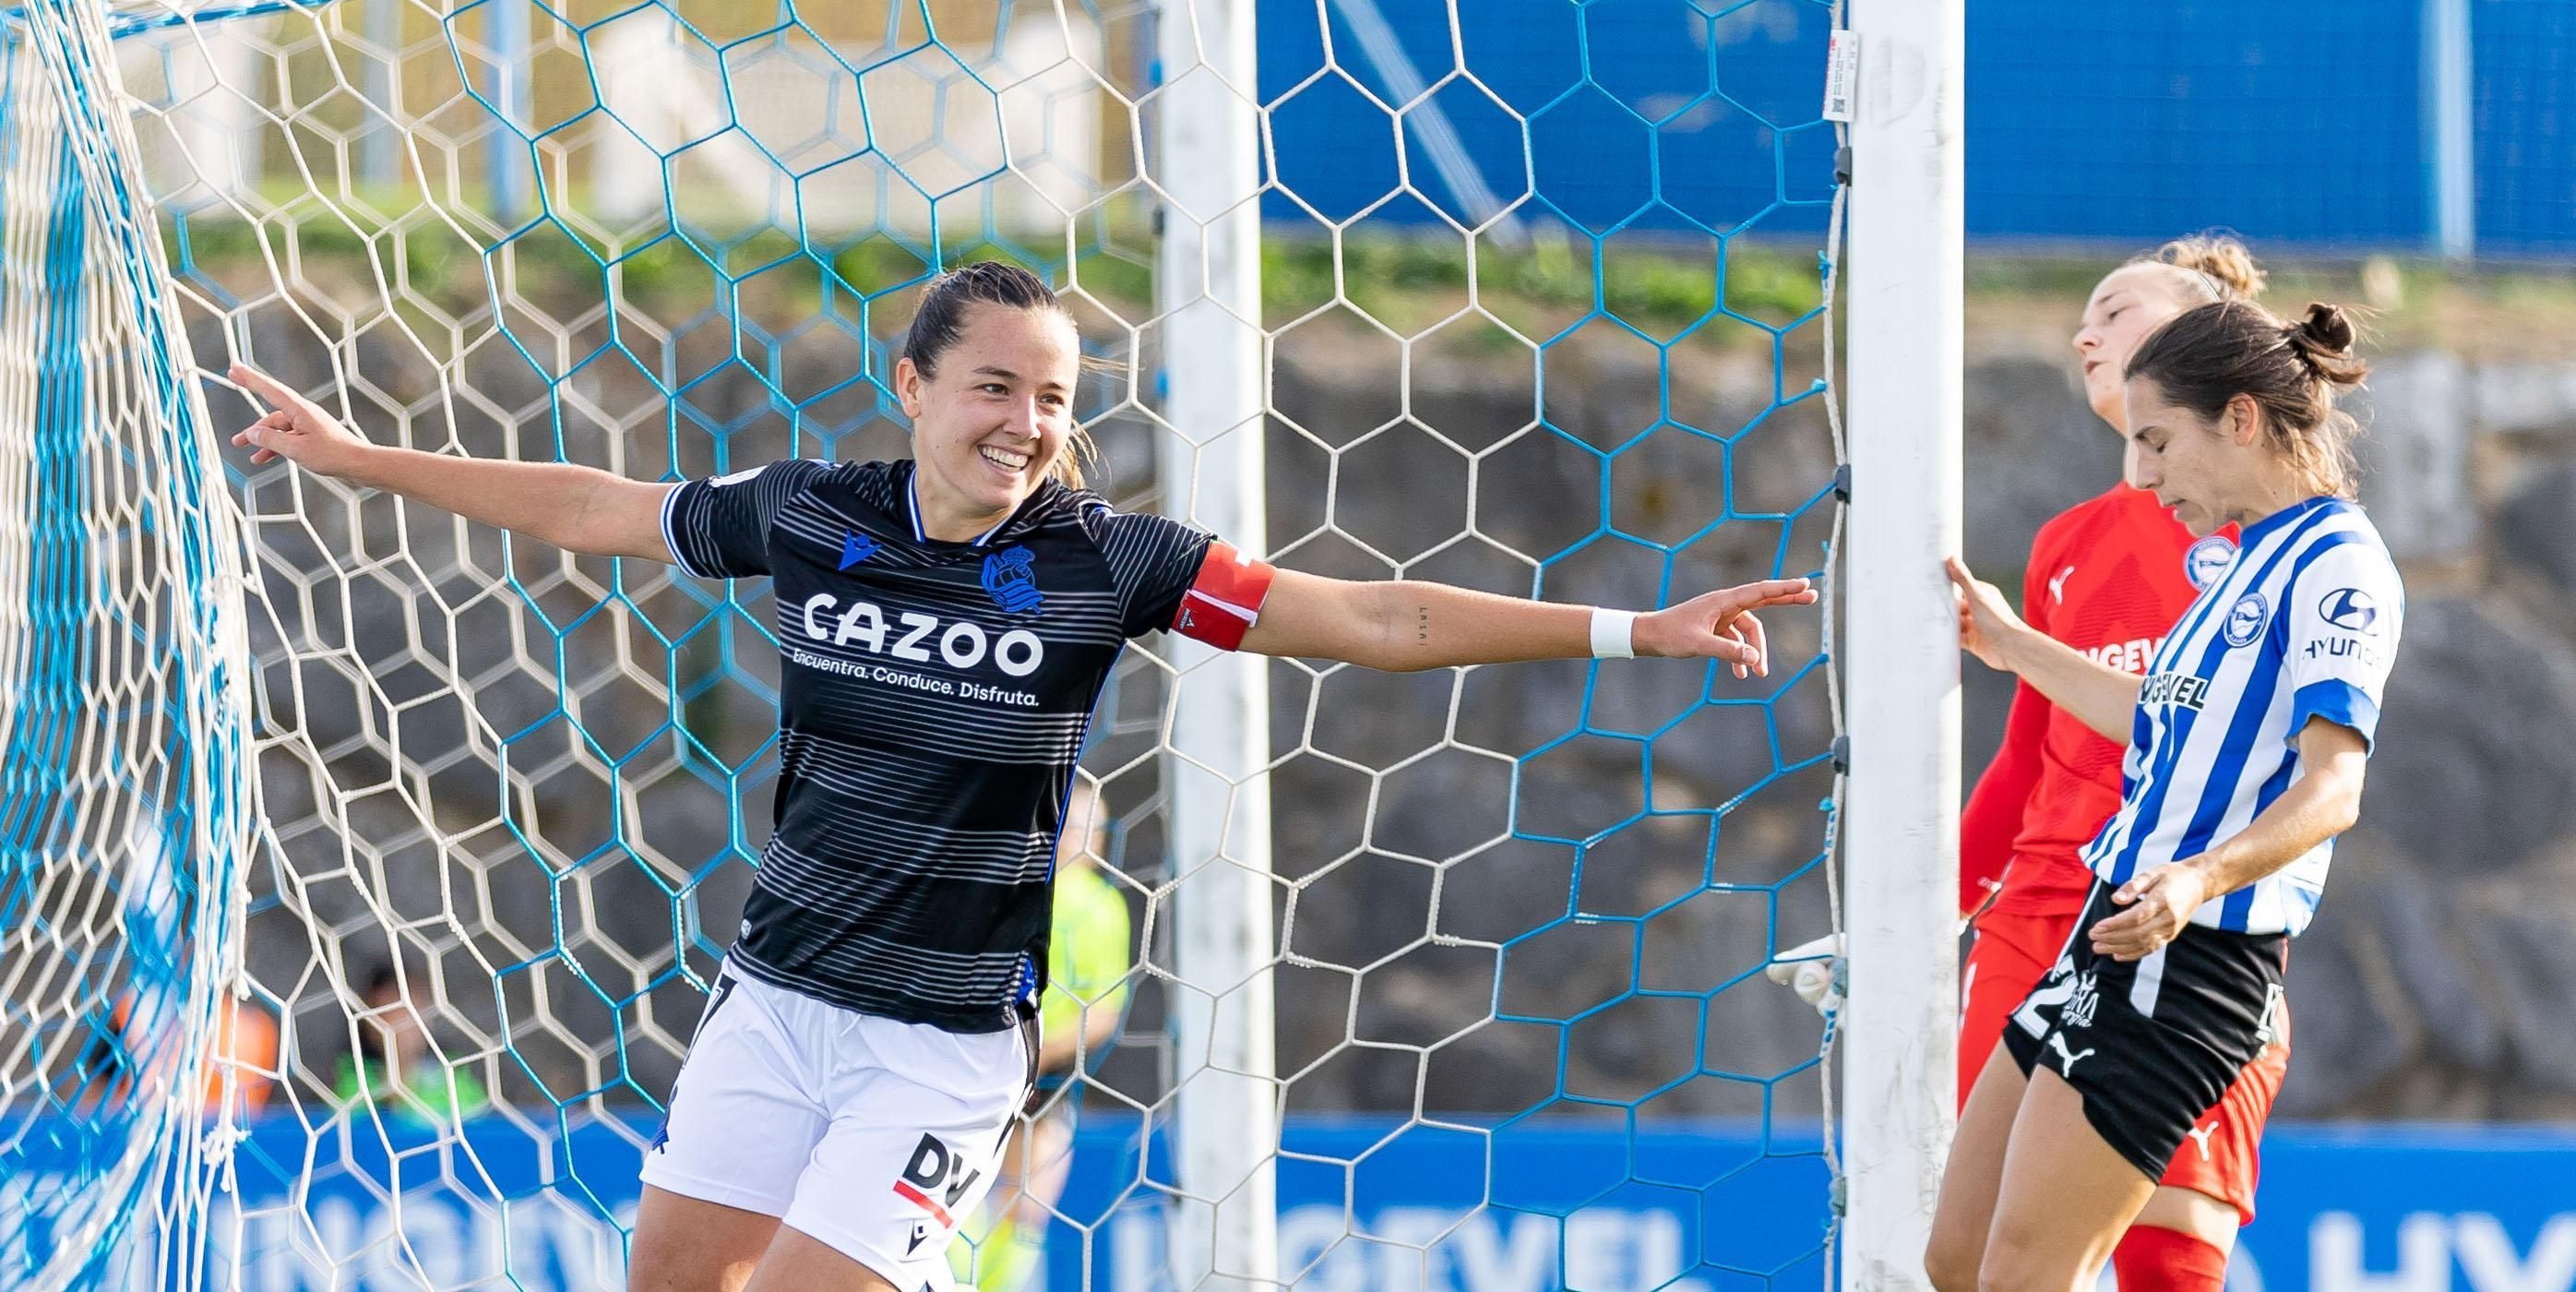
left=661, top=459, right=1215, bottom=1032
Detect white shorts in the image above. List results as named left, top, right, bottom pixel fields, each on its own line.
left=639, top=963, right=1033, bottom=1287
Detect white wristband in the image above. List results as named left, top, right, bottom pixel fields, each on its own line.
left=1590, top=608, right=1637, bottom=660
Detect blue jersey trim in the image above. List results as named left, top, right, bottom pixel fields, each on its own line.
left=906, top=475, right=1010, bottom=547
left=2290, top=679, right=2381, bottom=750
left=2236, top=495, right=2343, bottom=547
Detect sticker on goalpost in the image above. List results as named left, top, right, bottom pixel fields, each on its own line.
left=1823, top=30, right=1859, bottom=122
left=1172, top=541, right=1274, bottom=651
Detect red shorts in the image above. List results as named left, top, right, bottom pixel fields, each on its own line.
left=1961, top=900, right=2290, bottom=1225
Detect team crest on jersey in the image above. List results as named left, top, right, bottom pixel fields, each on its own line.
left=2319, top=587, right=2379, bottom=634
left=981, top=547, right=1044, bottom=616
left=2184, top=535, right=2236, bottom=589
left=2223, top=592, right=2270, bottom=648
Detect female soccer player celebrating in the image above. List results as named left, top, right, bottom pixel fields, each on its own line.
left=1960, top=236, right=2281, bottom=1292
left=228, top=260, right=1815, bottom=1292
left=1930, top=298, right=2400, bottom=1292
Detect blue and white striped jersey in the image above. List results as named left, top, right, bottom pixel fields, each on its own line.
left=2081, top=496, right=2404, bottom=936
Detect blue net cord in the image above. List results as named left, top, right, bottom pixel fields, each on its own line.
left=0, top=2, right=258, bottom=1287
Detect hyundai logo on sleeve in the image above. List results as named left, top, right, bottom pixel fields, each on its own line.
left=2319, top=587, right=2379, bottom=634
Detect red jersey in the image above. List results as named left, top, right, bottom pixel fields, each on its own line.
left=1960, top=484, right=2238, bottom=915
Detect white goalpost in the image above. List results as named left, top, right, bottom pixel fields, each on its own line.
left=1840, top=1, right=1966, bottom=1288
left=1152, top=0, right=1282, bottom=1286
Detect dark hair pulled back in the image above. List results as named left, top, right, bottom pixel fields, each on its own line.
left=2123, top=299, right=2370, bottom=499
left=900, top=261, right=1093, bottom=488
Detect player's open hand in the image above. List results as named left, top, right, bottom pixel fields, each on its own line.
left=1945, top=556, right=2028, bottom=673
left=227, top=364, right=374, bottom=478
left=1637, top=578, right=1818, bottom=678
left=2089, top=863, right=2210, bottom=961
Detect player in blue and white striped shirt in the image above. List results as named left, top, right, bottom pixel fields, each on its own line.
left=1926, top=298, right=2400, bottom=1292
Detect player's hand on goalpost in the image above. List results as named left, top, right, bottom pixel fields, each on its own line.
left=1945, top=556, right=2141, bottom=741
left=1943, top=556, right=2028, bottom=671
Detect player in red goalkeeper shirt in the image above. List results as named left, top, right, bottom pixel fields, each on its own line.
left=1957, top=235, right=2282, bottom=1292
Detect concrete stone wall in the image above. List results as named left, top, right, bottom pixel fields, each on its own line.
left=218, top=290, right=2576, bottom=1123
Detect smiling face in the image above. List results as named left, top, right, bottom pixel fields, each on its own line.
left=896, top=302, right=1081, bottom=538
left=2121, top=375, right=2260, bottom=537
left=2073, top=264, right=2210, bottom=432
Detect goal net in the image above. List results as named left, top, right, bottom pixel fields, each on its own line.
left=0, top=0, right=1873, bottom=1287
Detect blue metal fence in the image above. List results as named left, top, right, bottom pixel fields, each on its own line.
left=1257, top=0, right=2576, bottom=254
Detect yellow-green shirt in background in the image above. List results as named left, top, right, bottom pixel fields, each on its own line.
left=1040, top=863, right=1132, bottom=1071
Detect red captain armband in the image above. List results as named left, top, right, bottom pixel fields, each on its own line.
left=1171, top=541, right=1276, bottom=651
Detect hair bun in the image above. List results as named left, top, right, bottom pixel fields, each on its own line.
left=2153, top=233, right=2268, bottom=300
left=2284, top=302, right=2368, bottom=386
left=2293, top=302, right=2356, bottom=353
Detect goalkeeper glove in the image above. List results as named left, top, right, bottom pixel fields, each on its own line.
left=1763, top=933, right=1844, bottom=1017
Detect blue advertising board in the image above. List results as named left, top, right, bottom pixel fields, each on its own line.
left=11, top=1114, right=2572, bottom=1290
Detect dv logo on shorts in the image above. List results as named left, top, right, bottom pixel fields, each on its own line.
left=892, top=1133, right=982, bottom=1227
left=2254, top=983, right=2285, bottom=1048
left=982, top=547, right=1044, bottom=616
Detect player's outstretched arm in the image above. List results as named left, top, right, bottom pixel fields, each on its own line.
left=2087, top=716, right=2367, bottom=961
left=1945, top=556, right=2141, bottom=740
left=1238, top=568, right=1817, bottom=676
left=227, top=364, right=676, bottom=563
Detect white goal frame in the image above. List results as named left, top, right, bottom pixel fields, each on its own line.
left=1841, top=1, right=1967, bottom=1290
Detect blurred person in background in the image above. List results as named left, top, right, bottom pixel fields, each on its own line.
left=333, top=958, right=490, bottom=1125
left=952, top=772, right=1134, bottom=1292
left=81, top=991, right=280, bottom=1119
left=78, top=821, right=280, bottom=1119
